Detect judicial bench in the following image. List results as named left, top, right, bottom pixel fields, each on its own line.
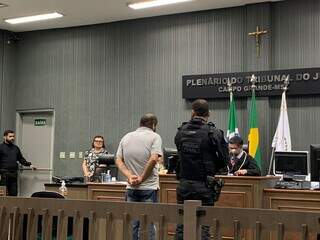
left=45, top=174, right=281, bottom=208
left=45, top=174, right=320, bottom=240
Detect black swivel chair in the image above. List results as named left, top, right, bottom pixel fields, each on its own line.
left=31, top=191, right=64, bottom=198
left=28, top=191, right=74, bottom=240
left=30, top=191, right=89, bottom=240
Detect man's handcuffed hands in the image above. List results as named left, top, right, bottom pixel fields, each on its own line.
left=128, top=174, right=142, bottom=186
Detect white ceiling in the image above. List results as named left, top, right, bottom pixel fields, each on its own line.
left=0, top=0, right=281, bottom=32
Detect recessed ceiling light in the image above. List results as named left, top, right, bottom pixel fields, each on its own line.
left=4, top=12, right=63, bottom=25
left=128, top=0, right=193, bottom=10
left=0, top=3, right=8, bottom=8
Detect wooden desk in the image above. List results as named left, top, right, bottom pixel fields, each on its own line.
left=44, top=183, right=88, bottom=199
left=263, top=189, right=320, bottom=240
left=160, top=174, right=279, bottom=208
left=159, top=174, right=279, bottom=240
left=45, top=175, right=280, bottom=208
left=263, top=188, right=320, bottom=212
left=217, top=175, right=279, bottom=208
left=159, top=174, right=177, bottom=203
left=87, top=182, right=127, bottom=201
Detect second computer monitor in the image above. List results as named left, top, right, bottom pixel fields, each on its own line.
left=163, top=148, right=179, bottom=174
left=310, top=144, right=320, bottom=181
left=274, top=151, right=309, bottom=179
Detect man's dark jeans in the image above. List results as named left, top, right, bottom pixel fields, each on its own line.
left=0, top=170, right=18, bottom=196
left=175, top=179, right=214, bottom=240
left=126, top=189, right=158, bottom=240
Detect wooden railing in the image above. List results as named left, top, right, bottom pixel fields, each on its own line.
left=0, top=197, right=319, bottom=240
left=0, top=186, right=6, bottom=196
left=194, top=201, right=320, bottom=240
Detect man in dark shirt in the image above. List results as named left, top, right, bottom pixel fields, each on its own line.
left=0, top=130, right=34, bottom=196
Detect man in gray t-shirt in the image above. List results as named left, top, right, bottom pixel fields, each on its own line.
left=116, top=113, right=162, bottom=240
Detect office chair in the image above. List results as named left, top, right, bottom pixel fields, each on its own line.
left=31, top=191, right=64, bottom=198
left=30, top=191, right=89, bottom=240
left=28, top=191, right=73, bottom=240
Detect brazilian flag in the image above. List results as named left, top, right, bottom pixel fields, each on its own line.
left=248, top=91, right=262, bottom=168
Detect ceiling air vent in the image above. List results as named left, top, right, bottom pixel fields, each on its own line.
left=0, top=3, right=8, bottom=8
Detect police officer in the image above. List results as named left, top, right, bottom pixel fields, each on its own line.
left=174, top=99, right=228, bottom=240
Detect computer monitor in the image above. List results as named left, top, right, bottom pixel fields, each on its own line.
left=95, top=154, right=117, bottom=179
left=163, top=147, right=179, bottom=174
left=310, top=144, right=320, bottom=181
left=274, top=151, right=309, bottom=178
left=97, top=154, right=115, bottom=165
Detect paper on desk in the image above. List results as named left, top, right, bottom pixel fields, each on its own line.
left=310, top=181, right=320, bottom=189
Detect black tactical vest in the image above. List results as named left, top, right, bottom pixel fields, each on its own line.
left=175, top=118, right=222, bottom=181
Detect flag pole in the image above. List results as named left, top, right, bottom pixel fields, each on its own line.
left=227, top=78, right=233, bottom=102
left=267, top=76, right=290, bottom=176
left=227, top=79, right=233, bottom=139
left=250, top=74, right=257, bottom=93
left=250, top=75, right=257, bottom=110
left=267, top=147, right=275, bottom=175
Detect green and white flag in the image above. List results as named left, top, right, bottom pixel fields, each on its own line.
left=227, top=92, right=239, bottom=139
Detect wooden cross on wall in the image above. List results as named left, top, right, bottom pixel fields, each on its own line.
left=248, top=26, right=268, bottom=57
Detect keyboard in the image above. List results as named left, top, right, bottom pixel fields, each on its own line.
left=52, top=176, right=84, bottom=184
left=274, top=180, right=311, bottom=190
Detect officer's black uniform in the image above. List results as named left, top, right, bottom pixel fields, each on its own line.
left=0, top=142, right=31, bottom=196
left=174, top=117, right=228, bottom=240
